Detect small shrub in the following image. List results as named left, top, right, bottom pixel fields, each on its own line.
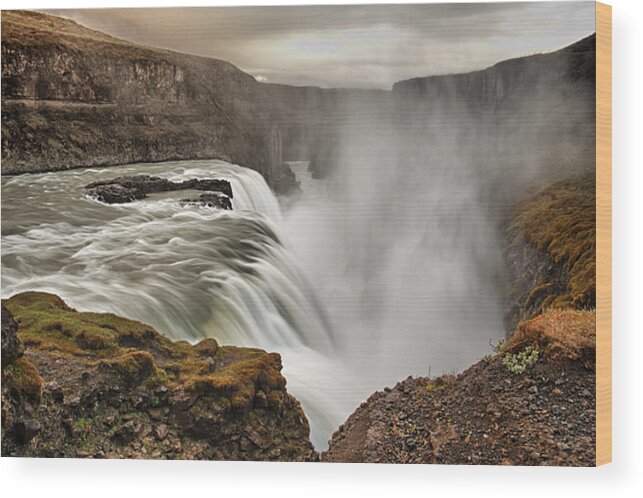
left=502, top=346, right=539, bottom=374
left=490, top=338, right=506, bottom=354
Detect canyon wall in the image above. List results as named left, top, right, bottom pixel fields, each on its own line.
left=1, top=11, right=595, bottom=196
left=1, top=11, right=296, bottom=192
left=392, top=33, right=596, bottom=183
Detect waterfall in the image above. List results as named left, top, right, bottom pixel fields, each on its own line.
left=0, top=152, right=509, bottom=450
left=1, top=159, right=345, bottom=448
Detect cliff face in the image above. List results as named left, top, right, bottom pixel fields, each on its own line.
left=393, top=34, right=595, bottom=103
left=1, top=11, right=596, bottom=195
left=1, top=10, right=297, bottom=192
left=503, top=174, right=596, bottom=333
left=1, top=292, right=316, bottom=460
left=0, top=11, right=390, bottom=192
left=391, top=34, right=596, bottom=184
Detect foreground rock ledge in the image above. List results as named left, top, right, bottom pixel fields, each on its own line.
left=1, top=292, right=316, bottom=461
left=322, top=309, right=596, bottom=466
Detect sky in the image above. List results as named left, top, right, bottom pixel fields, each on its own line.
left=44, top=2, right=596, bottom=89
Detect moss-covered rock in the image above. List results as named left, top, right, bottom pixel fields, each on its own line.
left=1, top=292, right=317, bottom=461
left=504, top=174, right=596, bottom=333
left=1, top=304, right=22, bottom=366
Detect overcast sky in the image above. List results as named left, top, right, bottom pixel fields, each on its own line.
left=44, top=2, right=596, bottom=89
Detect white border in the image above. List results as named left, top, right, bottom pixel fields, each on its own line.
left=0, top=1, right=641, bottom=496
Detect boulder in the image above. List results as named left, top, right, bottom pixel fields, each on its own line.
left=84, top=175, right=233, bottom=209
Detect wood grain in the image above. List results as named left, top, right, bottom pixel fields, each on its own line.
left=596, top=1, right=612, bottom=467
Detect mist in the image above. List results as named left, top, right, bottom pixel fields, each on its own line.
left=280, top=38, right=596, bottom=416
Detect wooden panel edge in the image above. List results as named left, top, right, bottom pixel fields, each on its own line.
left=596, top=1, right=612, bottom=467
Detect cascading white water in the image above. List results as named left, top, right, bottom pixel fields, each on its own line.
left=1, top=159, right=351, bottom=448
left=1, top=154, right=508, bottom=450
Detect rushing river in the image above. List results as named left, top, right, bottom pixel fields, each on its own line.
left=1, top=158, right=505, bottom=449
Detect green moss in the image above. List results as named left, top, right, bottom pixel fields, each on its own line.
left=3, top=292, right=290, bottom=407
left=98, top=351, right=159, bottom=385
left=3, top=291, right=73, bottom=313
left=4, top=292, right=123, bottom=356
left=74, top=417, right=93, bottom=432
left=183, top=350, right=285, bottom=410
left=508, top=173, right=596, bottom=312
left=7, top=356, right=43, bottom=402
left=192, top=338, right=219, bottom=357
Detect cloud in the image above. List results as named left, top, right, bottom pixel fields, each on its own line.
left=44, top=2, right=596, bottom=89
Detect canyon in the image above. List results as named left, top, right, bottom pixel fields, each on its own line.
left=1, top=10, right=597, bottom=463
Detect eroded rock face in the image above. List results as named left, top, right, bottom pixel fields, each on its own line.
left=1, top=292, right=317, bottom=461
left=84, top=175, right=233, bottom=209
left=1, top=11, right=298, bottom=194
left=1, top=304, right=44, bottom=452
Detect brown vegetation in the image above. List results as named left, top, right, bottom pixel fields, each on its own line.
left=504, top=173, right=596, bottom=331
left=509, top=174, right=595, bottom=309
left=1, top=292, right=315, bottom=460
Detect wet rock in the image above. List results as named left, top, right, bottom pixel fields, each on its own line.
left=148, top=407, right=166, bottom=421
left=254, top=390, right=269, bottom=408
left=167, top=387, right=196, bottom=411
left=87, top=183, right=145, bottom=204
left=205, top=356, right=216, bottom=373
left=85, top=175, right=232, bottom=209
left=180, top=193, right=232, bottom=210
left=45, top=381, right=64, bottom=402
left=153, top=424, right=168, bottom=441
left=1, top=291, right=317, bottom=461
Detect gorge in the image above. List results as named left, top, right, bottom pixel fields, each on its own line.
left=1, top=10, right=597, bottom=463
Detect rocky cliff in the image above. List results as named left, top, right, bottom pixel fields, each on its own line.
left=1, top=10, right=299, bottom=192
left=1, top=11, right=596, bottom=194
left=392, top=34, right=596, bottom=186
left=0, top=10, right=391, bottom=193
left=393, top=34, right=595, bottom=103
left=323, top=308, right=596, bottom=466
left=1, top=292, right=316, bottom=460
left=504, top=174, right=596, bottom=333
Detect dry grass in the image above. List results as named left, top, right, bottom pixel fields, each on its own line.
left=509, top=174, right=596, bottom=310
left=506, top=309, right=596, bottom=366
left=1, top=10, right=234, bottom=71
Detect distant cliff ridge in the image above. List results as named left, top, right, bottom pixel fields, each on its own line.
left=2, top=10, right=595, bottom=194
left=392, top=34, right=595, bottom=102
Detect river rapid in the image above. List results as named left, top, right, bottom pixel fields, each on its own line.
left=1, top=158, right=505, bottom=449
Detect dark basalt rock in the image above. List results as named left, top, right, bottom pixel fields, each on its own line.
left=85, top=175, right=233, bottom=209
left=87, top=183, right=146, bottom=204
left=180, top=193, right=232, bottom=210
